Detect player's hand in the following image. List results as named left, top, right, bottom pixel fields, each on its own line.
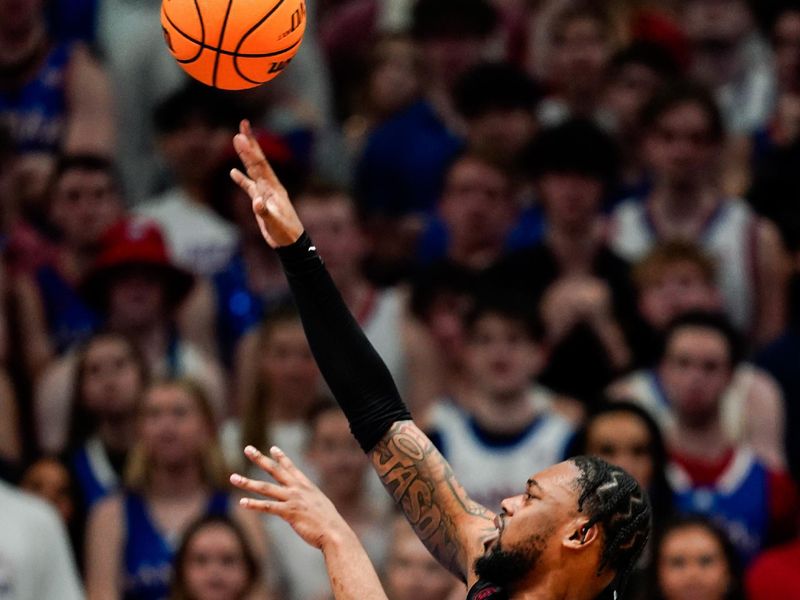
left=231, top=445, right=350, bottom=550
left=229, top=120, right=304, bottom=248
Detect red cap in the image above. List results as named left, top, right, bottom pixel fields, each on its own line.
left=81, top=218, right=194, bottom=310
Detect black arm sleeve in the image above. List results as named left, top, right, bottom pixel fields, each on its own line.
left=275, top=232, right=412, bottom=452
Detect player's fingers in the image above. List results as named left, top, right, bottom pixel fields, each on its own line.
left=233, top=133, right=270, bottom=182
left=238, top=497, right=288, bottom=516
left=239, top=120, right=282, bottom=187
left=269, top=446, right=310, bottom=484
left=229, top=474, right=289, bottom=501
left=229, top=168, right=259, bottom=198
left=244, top=445, right=290, bottom=485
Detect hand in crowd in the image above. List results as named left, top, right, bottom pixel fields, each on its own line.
left=540, top=276, right=614, bottom=340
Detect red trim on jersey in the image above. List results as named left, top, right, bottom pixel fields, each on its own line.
left=669, top=447, right=735, bottom=487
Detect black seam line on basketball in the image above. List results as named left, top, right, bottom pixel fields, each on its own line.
left=233, top=0, right=286, bottom=83
left=163, top=11, right=301, bottom=60
left=213, top=0, right=235, bottom=87
left=233, top=36, right=300, bottom=83
left=162, top=0, right=204, bottom=63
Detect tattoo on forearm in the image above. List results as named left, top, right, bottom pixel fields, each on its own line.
left=371, top=422, right=494, bottom=577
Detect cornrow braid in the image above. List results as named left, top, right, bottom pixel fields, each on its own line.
left=571, top=456, right=652, bottom=598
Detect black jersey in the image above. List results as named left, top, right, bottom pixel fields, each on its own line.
left=466, top=580, right=508, bottom=600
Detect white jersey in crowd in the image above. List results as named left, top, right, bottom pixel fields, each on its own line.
left=136, top=188, right=240, bottom=276
left=428, top=387, right=575, bottom=511
left=613, top=364, right=769, bottom=447
left=362, top=287, right=408, bottom=398
left=609, top=198, right=760, bottom=333
left=0, top=482, right=84, bottom=600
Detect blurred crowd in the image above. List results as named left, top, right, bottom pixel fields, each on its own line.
left=2, top=0, right=800, bottom=599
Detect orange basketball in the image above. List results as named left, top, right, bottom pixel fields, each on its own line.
left=161, top=0, right=306, bottom=90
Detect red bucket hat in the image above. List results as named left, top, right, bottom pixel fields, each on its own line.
left=80, top=218, right=195, bottom=311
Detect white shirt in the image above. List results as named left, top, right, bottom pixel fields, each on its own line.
left=137, top=188, right=239, bottom=276
left=0, top=482, right=84, bottom=600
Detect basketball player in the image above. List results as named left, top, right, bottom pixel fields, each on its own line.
left=228, top=120, right=651, bottom=599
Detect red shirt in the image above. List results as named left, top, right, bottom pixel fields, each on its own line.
left=746, top=539, right=800, bottom=600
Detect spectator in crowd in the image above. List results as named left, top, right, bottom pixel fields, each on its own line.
left=614, top=246, right=787, bottom=470
left=453, top=62, right=541, bottom=167
left=0, top=0, right=114, bottom=205
left=409, top=262, right=478, bottom=416
left=609, top=82, right=789, bottom=345
left=223, top=304, right=321, bottom=474
left=627, top=240, right=722, bottom=362
left=342, top=32, right=424, bottom=278
left=0, top=478, right=84, bottom=600
left=85, top=378, right=269, bottom=600
left=388, top=62, right=540, bottom=280
left=418, top=152, right=520, bottom=270
left=570, top=401, right=674, bottom=600
left=682, top=0, right=774, bottom=137
left=266, top=401, right=390, bottom=600
left=746, top=522, right=800, bottom=600
left=756, top=249, right=800, bottom=482
left=384, top=515, right=462, bottom=600
left=95, top=0, right=184, bottom=203
left=19, top=455, right=84, bottom=563
left=487, top=119, right=635, bottom=406
left=293, top=183, right=438, bottom=411
left=13, top=154, right=125, bottom=381
left=753, top=3, right=800, bottom=158
left=681, top=0, right=776, bottom=195
left=426, top=295, right=576, bottom=510
left=320, top=0, right=416, bottom=120
left=137, top=85, right=241, bottom=278
left=644, top=313, right=797, bottom=562
left=35, top=219, right=226, bottom=453
left=355, top=0, right=498, bottom=220
left=747, top=3, right=800, bottom=250
left=341, top=34, right=422, bottom=162
left=602, top=41, right=682, bottom=200
left=19, top=455, right=77, bottom=528
left=653, top=516, right=746, bottom=600
left=64, top=332, right=149, bottom=509
left=170, top=514, right=264, bottom=600
left=537, top=2, right=618, bottom=127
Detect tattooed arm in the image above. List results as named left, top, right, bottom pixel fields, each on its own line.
left=372, top=421, right=497, bottom=581
left=230, top=122, right=496, bottom=582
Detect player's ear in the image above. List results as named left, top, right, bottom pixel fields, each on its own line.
left=564, top=518, right=600, bottom=550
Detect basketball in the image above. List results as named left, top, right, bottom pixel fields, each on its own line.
left=160, top=0, right=307, bottom=90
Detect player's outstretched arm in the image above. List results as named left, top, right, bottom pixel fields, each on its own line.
left=230, top=120, right=496, bottom=581
left=232, top=446, right=390, bottom=600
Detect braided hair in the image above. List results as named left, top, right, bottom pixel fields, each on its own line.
left=571, top=456, right=652, bottom=599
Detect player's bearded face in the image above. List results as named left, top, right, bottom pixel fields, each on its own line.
left=474, top=534, right=547, bottom=587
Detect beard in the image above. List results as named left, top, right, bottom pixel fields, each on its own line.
left=473, top=534, right=547, bottom=587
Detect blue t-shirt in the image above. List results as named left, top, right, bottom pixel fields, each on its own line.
left=36, top=264, right=99, bottom=355
left=356, top=100, right=463, bottom=217
left=0, top=41, right=73, bottom=154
